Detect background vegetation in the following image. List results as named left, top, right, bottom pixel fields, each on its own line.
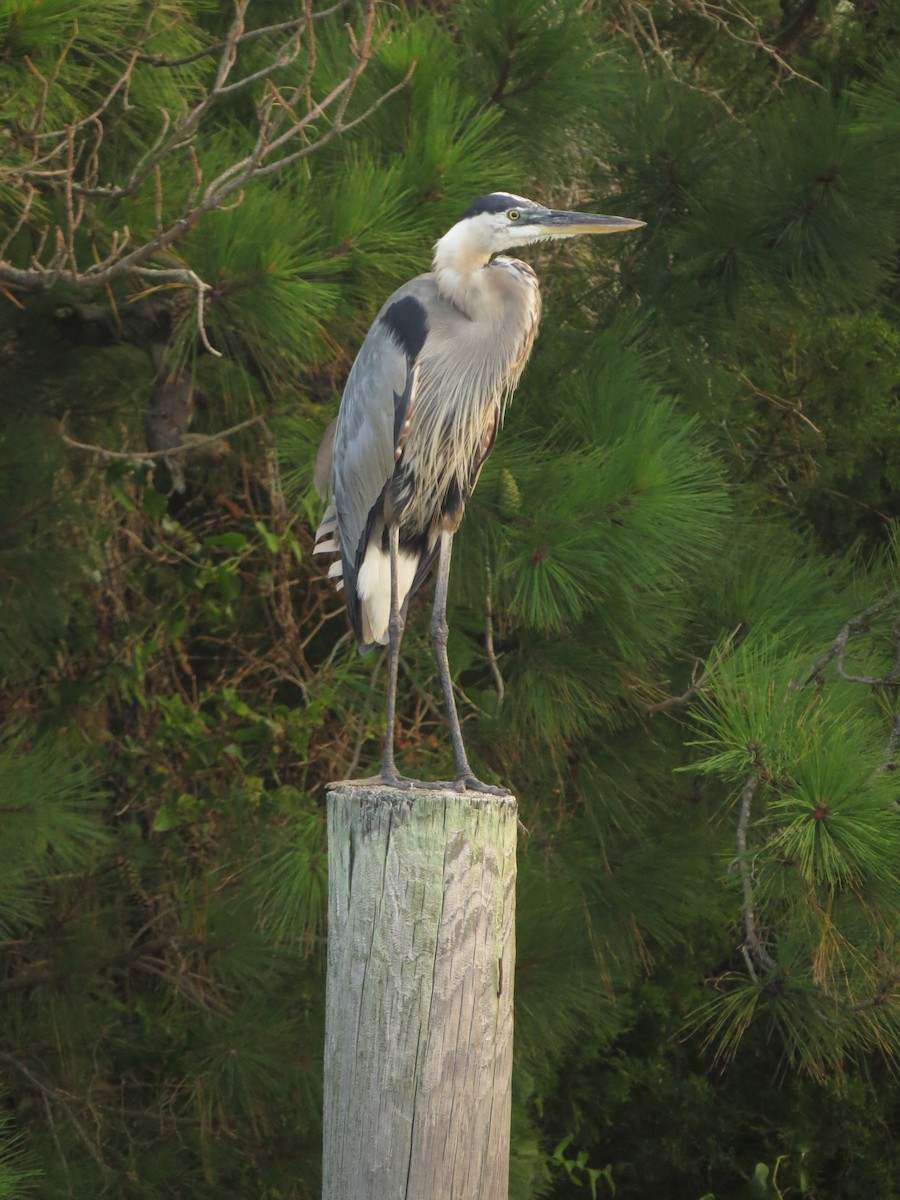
left=2, top=1, right=900, bottom=1196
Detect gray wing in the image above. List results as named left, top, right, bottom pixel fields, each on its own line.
left=314, top=276, right=433, bottom=643
left=313, top=417, right=336, bottom=499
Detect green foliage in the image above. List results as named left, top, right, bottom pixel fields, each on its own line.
left=0, top=733, right=107, bottom=937
left=548, top=1136, right=614, bottom=1198
left=0, top=1103, right=40, bottom=1199
left=450, top=0, right=620, bottom=163
left=2, top=1, right=900, bottom=1198
left=0, top=421, right=84, bottom=682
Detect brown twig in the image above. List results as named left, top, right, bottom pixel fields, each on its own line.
left=676, top=0, right=823, bottom=88
left=738, top=372, right=822, bottom=436
left=645, top=624, right=744, bottom=714
left=59, top=412, right=265, bottom=461
left=135, top=2, right=346, bottom=68
left=1, top=0, right=415, bottom=346
left=31, top=44, right=139, bottom=142
left=484, top=564, right=506, bottom=706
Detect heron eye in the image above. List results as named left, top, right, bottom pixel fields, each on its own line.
left=508, top=209, right=521, bottom=221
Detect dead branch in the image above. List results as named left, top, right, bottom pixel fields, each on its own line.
left=0, top=1051, right=113, bottom=1176
left=607, top=0, right=823, bottom=99
left=484, top=564, right=506, bottom=706
left=645, top=623, right=744, bottom=714
left=1, top=0, right=414, bottom=346
left=677, top=0, right=822, bottom=87
left=135, top=1, right=347, bottom=69
left=738, top=371, right=822, bottom=437
left=59, top=413, right=265, bottom=462
left=799, top=592, right=900, bottom=771
left=804, top=593, right=899, bottom=687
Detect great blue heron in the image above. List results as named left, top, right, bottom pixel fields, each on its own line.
left=315, top=192, right=645, bottom=793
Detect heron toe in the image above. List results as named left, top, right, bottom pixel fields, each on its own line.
left=454, top=773, right=511, bottom=796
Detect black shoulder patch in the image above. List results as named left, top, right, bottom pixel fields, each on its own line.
left=460, top=192, right=522, bottom=220
left=381, top=294, right=428, bottom=363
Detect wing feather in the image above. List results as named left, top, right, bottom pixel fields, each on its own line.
left=321, top=277, right=433, bottom=646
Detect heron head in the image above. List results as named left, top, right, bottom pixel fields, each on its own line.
left=447, top=192, right=645, bottom=256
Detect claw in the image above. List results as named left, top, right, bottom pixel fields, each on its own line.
left=454, top=773, right=511, bottom=796
left=327, top=766, right=427, bottom=791
left=379, top=772, right=415, bottom=790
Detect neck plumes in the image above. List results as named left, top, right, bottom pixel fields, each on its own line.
left=432, top=223, right=494, bottom=318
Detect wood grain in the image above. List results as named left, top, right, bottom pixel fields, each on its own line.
left=322, top=785, right=518, bottom=1200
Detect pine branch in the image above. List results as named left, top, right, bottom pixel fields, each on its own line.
left=735, top=774, right=776, bottom=978
left=803, top=593, right=900, bottom=687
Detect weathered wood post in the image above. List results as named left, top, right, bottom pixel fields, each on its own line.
left=322, top=784, right=517, bottom=1200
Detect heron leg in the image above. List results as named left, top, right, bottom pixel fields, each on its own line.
left=430, top=530, right=509, bottom=796
left=374, top=521, right=417, bottom=788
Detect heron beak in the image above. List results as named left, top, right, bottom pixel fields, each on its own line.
left=536, top=209, right=646, bottom=238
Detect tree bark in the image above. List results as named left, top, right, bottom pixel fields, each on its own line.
left=322, top=784, right=517, bottom=1200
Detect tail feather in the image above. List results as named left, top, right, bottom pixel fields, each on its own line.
left=314, top=500, right=344, bottom=586
left=356, top=540, right=420, bottom=648
left=314, top=498, right=429, bottom=653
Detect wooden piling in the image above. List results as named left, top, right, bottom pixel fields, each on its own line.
left=322, top=785, right=517, bottom=1200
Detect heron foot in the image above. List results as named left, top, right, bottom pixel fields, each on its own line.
left=327, top=766, right=418, bottom=790
left=327, top=768, right=511, bottom=795
left=400, top=776, right=511, bottom=796
left=453, top=772, right=512, bottom=797
left=377, top=765, right=417, bottom=790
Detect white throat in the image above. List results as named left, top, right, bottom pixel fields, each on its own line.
left=432, top=221, right=495, bottom=318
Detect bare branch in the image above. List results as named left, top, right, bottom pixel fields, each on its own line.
left=735, top=774, right=776, bottom=975
left=484, top=565, right=505, bottom=706
left=606, top=0, right=822, bottom=120
left=136, top=2, right=346, bottom=69
left=1, top=0, right=408, bottom=289
left=884, top=713, right=900, bottom=767
left=804, top=593, right=899, bottom=687
left=738, top=371, right=822, bottom=437
left=839, top=977, right=898, bottom=1012
left=23, top=41, right=60, bottom=137
left=0, top=1051, right=112, bottom=1176
left=59, top=413, right=265, bottom=462
left=0, top=0, right=415, bottom=373
left=251, top=62, right=414, bottom=180
left=32, top=47, right=140, bottom=142
left=128, top=267, right=221, bottom=355
left=677, top=0, right=823, bottom=88
left=0, top=185, right=37, bottom=258
left=645, top=623, right=744, bottom=714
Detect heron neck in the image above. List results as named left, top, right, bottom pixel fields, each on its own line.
left=432, top=226, right=493, bottom=318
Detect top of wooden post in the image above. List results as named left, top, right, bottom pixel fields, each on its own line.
left=326, top=780, right=517, bottom=807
